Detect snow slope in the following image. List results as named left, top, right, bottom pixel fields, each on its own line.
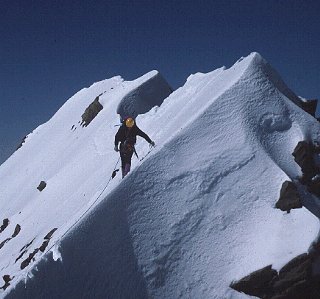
left=0, top=70, right=170, bottom=296
left=1, top=53, right=320, bottom=299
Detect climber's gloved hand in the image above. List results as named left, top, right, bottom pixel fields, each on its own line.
left=114, top=145, right=119, bottom=152
left=149, top=141, right=155, bottom=148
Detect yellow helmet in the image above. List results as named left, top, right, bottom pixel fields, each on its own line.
left=125, top=117, right=135, bottom=128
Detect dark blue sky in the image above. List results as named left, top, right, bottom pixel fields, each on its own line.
left=1, top=0, right=320, bottom=164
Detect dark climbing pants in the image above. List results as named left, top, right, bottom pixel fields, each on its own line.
left=120, top=146, right=134, bottom=178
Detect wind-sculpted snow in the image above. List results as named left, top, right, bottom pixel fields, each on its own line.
left=1, top=53, right=320, bottom=298
left=5, top=193, right=150, bottom=299
left=117, top=71, right=172, bottom=119
left=260, top=112, right=292, bottom=133
left=116, top=53, right=320, bottom=297
left=0, top=70, right=169, bottom=297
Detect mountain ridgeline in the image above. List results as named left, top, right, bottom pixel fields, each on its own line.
left=1, top=53, right=320, bottom=299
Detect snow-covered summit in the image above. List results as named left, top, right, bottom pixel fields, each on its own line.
left=1, top=53, right=320, bottom=299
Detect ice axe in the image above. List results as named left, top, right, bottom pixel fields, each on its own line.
left=111, top=169, right=119, bottom=179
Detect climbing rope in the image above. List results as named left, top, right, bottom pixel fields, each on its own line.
left=139, top=144, right=155, bottom=162
left=44, top=157, right=120, bottom=254
left=44, top=146, right=155, bottom=256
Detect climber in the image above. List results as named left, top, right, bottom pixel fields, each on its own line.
left=114, top=117, right=155, bottom=178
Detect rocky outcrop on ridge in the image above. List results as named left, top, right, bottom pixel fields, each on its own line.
left=230, top=247, right=320, bottom=298
left=293, top=141, right=319, bottom=184
left=275, top=181, right=302, bottom=212
left=300, top=99, right=318, bottom=117
left=233, top=139, right=320, bottom=298
left=292, top=141, right=320, bottom=197
left=20, top=228, right=57, bottom=270
left=81, top=95, right=103, bottom=127
left=16, top=135, right=27, bottom=151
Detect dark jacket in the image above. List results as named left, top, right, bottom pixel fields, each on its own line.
left=114, top=125, right=152, bottom=148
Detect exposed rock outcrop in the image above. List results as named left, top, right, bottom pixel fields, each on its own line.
left=19, top=228, right=57, bottom=269
left=300, top=99, right=318, bottom=117
left=273, top=254, right=311, bottom=294
left=0, top=218, right=9, bottom=233
left=230, top=265, right=277, bottom=298
left=39, top=240, right=49, bottom=252
left=292, top=141, right=318, bottom=183
left=37, top=181, right=47, bottom=192
left=16, top=135, right=27, bottom=150
left=81, top=96, right=103, bottom=127
left=19, top=239, right=34, bottom=253
left=15, top=239, right=35, bottom=263
left=0, top=275, right=13, bottom=290
left=292, top=140, right=320, bottom=199
left=308, top=176, right=320, bottom=197
left=21, top=249, right=39, bottom=270
left=0, top=224, right=22, bottom=250
left=275, top=181, right=302, bottom=212
left=15, top=250, right=27, bottom=263
left=230, top=250, right=320, bottom=298
left=40, top=227, right=57, bottom=252
left=0, top=238, right=11, bottom=250
left=44, top=228, right=57, bottom=240
left=12, top=224, right=21, bottom=238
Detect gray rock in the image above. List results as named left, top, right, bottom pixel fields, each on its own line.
left=12, top=224, right=21, bottom=238
left=275, top=181, right=302, bottom=212
left=44, top=228, right=57, bottom=240
left=39, top=240, right=50, bottom=252
left=0, top=218, right=9, bottom=233
left=0, top=238, right=10, bottom=250
left=37, top=181, right=47, bottom=192
left=231, top=252, right=320, bottom=299
left=230, top=265, right=277, bottom=298
left=308, top=176, right=320, bottom=197
left=0, top=275, right=12, bottom=290
left=81, top=96, right=103, bottom=127
left=20, top=248, right=39, bottom=270
left=300, top=99, right=318, bottom=117
left=273, top=253, right=310, bottom=292
left=16, top=135, right=27, bottom=150
left=292, top=141, right=318, bottom=183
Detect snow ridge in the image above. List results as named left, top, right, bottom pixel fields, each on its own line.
left=1, top=52, right=320, bottom=299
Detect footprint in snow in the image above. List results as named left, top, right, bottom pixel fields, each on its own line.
left=260, top=112, right=292, bottom=133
